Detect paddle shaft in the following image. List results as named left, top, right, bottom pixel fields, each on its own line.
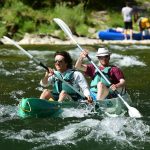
left=3, top=36, right=85, bottom=98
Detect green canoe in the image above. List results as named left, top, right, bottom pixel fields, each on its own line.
left=18, top=93, right=132, bottom=118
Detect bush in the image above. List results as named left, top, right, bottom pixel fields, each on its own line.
left=52, top=3, right=86, bottom=34
left=22, top=21, right=35, bottom=33
left=76, top=24, right=89, bottom=36
left=0, top=26, right=7, bottom=37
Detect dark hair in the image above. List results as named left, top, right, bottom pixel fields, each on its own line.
left=54, top=51, right=73, bottom=69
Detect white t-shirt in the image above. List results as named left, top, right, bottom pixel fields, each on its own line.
left=122, top=6, right=133, bottom=22
left=40, top=69, right=90, bottom=97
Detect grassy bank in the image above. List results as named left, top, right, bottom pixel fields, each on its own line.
left=0, top=0, right=149, bottom=40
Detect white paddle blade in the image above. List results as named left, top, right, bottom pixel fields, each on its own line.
left=128, top=107, right=142, bottom=118
left=53, top=18, right=75, bottom=43
left=53, top=18, right=72, bottom=34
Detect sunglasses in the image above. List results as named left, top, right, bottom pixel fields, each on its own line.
left=54, top=59, right=65, bottom=63
left=98, top=55, right=110, bottom=60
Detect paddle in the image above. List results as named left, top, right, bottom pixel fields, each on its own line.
left=53, top=18, right=142, bottom=118
left=3, top=36, right=85, bottom=98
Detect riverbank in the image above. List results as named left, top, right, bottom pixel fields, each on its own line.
left=1, top=33, right=150, bottom=46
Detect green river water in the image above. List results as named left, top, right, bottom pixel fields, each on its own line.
left=0, top=44, right=150, bottom=150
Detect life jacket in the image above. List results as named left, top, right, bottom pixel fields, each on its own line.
left=140, top=18, right=150, bottom=29
left=90, top=67, right=111, bottom=93
left=52, top=70, right=80, bottom=100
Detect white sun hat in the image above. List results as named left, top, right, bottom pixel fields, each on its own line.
left=96, top=48, right=111, bottom=57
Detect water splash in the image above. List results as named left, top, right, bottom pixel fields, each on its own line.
left=1, top=118, right=149, bottom=150
left=69, top=48, right=146, bottom=67
left=10, top=90, right=25, bottom=101
left=111, top=54, right=146, bottom=67
left=60, top=108, right=90, bottom=118
left=0, top=104, right=18, bottom=122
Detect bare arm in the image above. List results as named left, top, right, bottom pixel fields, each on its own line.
left=116, top=79, right=126, bottom=88
left=110, top=78, right=126, bottom=91
left=75, top=51, right=88, bottom=72
left=40, top=68, right=54, bottom=87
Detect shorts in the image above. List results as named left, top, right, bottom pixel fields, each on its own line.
left=52, top=93, right=82, bottom=101
left=90, top=90, right=118, bottom=101
left=124, top=21, right=133, bottom=29
left=90, top=91, right=97, bottom=101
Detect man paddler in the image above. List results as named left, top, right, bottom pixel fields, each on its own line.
left=75, top=47, right=126, bottom=101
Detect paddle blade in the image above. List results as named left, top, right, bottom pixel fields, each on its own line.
left=128, top=107, right=142, bottom=118
left=53, top=18, right=75, bottom=42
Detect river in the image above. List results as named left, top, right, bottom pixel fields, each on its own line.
left=0, top=44, right=150, bottom=150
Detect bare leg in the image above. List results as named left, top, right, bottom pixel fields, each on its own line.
left=58, top=90, right=72, bottom=102
left=130, top=29, right=133, bottom=40
left=97, top=82, right=109, bottom=100
left=40, top=89, right=53, bottom=100
left=124, top=29, right=127, bottom=40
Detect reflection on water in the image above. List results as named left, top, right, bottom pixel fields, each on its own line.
left=1, top=45, right=150, bottom=150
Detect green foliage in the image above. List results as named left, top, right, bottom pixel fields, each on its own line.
left=0, top=0, right=149, bottom=40
left=37, top=24, right=51, bottom=34
left=22, top=21, right=35, bottom=33
left=76, top=24, right=89, bottom=36
left=52, top=3, right=86, bottom=34
left=0, top=26, right=7, bottom=38
left=108, top=11, right=124, bottom=28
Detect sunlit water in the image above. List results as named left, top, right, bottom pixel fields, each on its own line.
left=1, top=44, right=150, bottom=149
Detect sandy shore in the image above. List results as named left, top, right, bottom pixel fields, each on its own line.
left=1, top=33, right=150, bottom=45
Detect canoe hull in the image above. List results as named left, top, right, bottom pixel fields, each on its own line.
left=18, top=94, right=131, bottom=118
left=18, top=98, right=62, bottom=118
left=97, top=93, right=131, bottom=116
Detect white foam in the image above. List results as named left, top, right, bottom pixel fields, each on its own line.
left=0, top=104, right=18, bottom=122
left=28, top=50, right=55, bottom=60
left=111, top=54, right=146, bottom=67
left=10, top=90, right=25, bottom=100
left=2, top=118, right=149, bottom=150
left=60, top=108, right=90, bottom=118
left=69, top=48, right=146, bottom=67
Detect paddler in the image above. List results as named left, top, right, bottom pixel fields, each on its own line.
left=40, top=51, right=92, bottom=102
left=75, top=47, right=126, bottom=101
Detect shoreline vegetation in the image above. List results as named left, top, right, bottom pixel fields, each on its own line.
left=0, top=0, right=150, bottom=45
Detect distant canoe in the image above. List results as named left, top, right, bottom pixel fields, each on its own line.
left=18, top=93, right=132, bottom=118
left=98, top=28, right=150, bottom=41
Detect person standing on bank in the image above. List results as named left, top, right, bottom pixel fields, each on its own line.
left=121, top=2, right=134, bottom=40
left=75, top=48, right=126, bottom=101
left=40, top=51, right=92, bottom=102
